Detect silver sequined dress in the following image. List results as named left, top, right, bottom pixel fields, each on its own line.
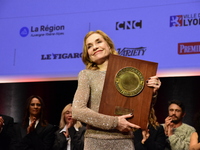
left=72, top=69, right=135, bottom=150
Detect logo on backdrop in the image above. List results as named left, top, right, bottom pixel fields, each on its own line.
left=116, top=20, right=142, bottom=30
left=41, top=52, right=82, bottom=60
left=19, top=24, right=65, bottom=37
left=20, top=27, right=29, bottom=37
left=178, top=42, right=200, bottom=55
left=170, top=13, right=200, bottom=27
left=117, top=47, right=146, bottom=56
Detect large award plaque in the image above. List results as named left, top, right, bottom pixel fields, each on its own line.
left=99, top=54, right=158, bottom=129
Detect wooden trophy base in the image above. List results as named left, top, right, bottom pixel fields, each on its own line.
left=99, top=54, right=158, bottom=129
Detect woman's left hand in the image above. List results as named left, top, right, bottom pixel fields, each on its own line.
left=141, top=129, right=150, bottom=144
left=146, top=76, right=161, bottom=94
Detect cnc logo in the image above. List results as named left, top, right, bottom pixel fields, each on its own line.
left=116, top=20, right=142, bottom=30
left=20, top=27, right=29, bottom=37
left=178, top=42, right=200, bottom=55
left=117, top=47, right=146, bottom=56
left=170, top=13, right=200, bottom=27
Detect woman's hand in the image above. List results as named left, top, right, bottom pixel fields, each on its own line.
left=146, top=76, right=161, bottom=94
left=141, top=129, right=150, bottom=144
left=63, top=130, right=69, bottom=138
left=116, top=114, right=140, bottom=132
left=0, top=116, right=4, bottom=128
left=64, top=118, right=76, bottom=138
left=27, top=117, right=36, bottom=134
left=67, top=119, right=75, bottom=129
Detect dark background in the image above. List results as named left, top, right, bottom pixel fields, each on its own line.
left=0, top=76, right=200, bottom=126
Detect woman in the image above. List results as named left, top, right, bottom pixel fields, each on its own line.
left=72, top=30, right=161, bottom=150
left=133, top=102, right=167, bottom=150
left=15, top=95, right=55, bottom=150
left=53, top=103, right=86, bottom=150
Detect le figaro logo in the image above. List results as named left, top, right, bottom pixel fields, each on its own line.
left=178, top=42, right=200, bottom=55
left=20, top=24, right=65, bottom=37
left=41, top=52, right=82, bottom=60
left=170, top=13, right=200, bottom=27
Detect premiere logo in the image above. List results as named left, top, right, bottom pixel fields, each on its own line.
left=170, top=13, right=200, bottom=27
left=116, top=20, right=142, bottom=30
left=178, top=42, right=200, bottom=54
left=117, top=47, right=146, bottom=56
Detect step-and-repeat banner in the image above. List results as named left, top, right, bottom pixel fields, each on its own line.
left=0, top=0, right=200, bottom=82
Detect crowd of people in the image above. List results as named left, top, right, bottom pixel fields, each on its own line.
left=0, top=30, right=199, bottom=150
left=0, top=95, right=86, bottom=150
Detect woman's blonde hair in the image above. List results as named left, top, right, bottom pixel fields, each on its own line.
left=82, top=30, right=118, bottom=70
left=59, top=103, right=82, bottom=129
left=149, top=107, right=159, bottom=129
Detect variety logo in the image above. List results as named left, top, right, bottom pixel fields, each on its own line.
left=117, top=47, right=146, bottom=56
left=116, top=20, right=142, bottom=30
left=170, top=13, right=200, bottom=27
left=178, top=42, right=200, bottom=55
left=41, top=52, right=82, bottom=60
left=20, top=24, right=65, bottom=37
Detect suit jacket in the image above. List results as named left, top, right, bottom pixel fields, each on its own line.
left=53, top=125, right=86, bottom=150
left=0, top=114, right=16, bottom=150
left=14, top=121, right=56, bottom=150
left=134, top=124, right=167, bottom=150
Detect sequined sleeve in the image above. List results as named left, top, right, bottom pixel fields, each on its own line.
left=72, top=70, right=118, bottom=130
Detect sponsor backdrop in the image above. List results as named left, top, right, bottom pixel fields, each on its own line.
left=0, top=1, right=200, bottom=126
left=0, top=0, right=200, bottom=83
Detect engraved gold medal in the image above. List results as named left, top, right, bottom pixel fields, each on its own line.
left=115, top=67, right=144, bottom=96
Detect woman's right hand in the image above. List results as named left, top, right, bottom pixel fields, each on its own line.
left=0, top=116, right=4, bottom=128
left=116, top=114, right=140, bottom=132
left=27, top=117, right=36, bottom=134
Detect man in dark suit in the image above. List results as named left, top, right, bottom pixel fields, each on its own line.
left=0, top=114, right=16, bottom=150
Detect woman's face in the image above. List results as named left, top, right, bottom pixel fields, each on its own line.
left=64, top=107, right=74, bottom=125
left=29, top=97, right=41, bottom=117
left=86, top=33, right=111, bottom=64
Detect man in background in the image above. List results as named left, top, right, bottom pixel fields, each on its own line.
left=163, top=100, right=195, bottom=150
left=0, top=114, right=16, bottom=150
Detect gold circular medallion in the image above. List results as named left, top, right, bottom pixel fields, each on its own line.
left=115, top=67, right=144, bottom=96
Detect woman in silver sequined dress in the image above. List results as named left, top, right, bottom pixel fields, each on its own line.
left=72, top=30, right=161, bottom=150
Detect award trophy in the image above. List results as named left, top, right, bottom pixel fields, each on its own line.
left=99, top=54, right=158, bottom=129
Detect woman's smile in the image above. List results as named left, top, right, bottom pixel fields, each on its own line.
left=93, top=50, right=103, bottom=55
